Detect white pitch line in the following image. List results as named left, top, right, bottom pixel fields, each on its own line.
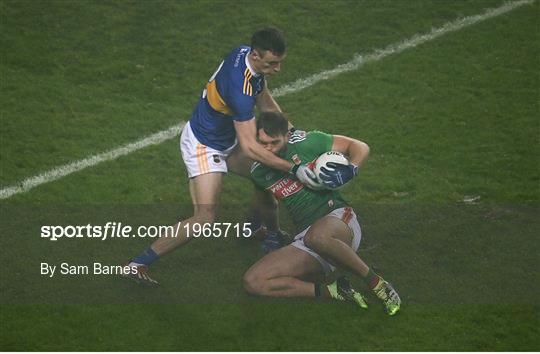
left=0, top=0, right=533, bottom=200
left=0, top=124, right=184, bottom=199
left=272, top=0, right=534, bottom=97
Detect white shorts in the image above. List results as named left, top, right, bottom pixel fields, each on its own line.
left=180, top=121, right=237, bottom=178
left=291, top=207, right=362, bottom=275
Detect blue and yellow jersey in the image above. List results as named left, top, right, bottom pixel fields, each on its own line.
left=189, top=46, right=266, bottom=151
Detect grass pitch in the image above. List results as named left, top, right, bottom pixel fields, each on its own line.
left=1, top=0, right=539, bottom=351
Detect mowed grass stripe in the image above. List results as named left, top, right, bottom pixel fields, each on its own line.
left=0, top=0, right=533, bottom=200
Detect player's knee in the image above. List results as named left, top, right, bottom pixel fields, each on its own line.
left=304, top=232, right=328, bottom=251
left=193, top=205, right=217, bottom=224
left=243, top=270, right=265, bottom=296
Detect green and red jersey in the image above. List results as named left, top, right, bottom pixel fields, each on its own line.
left=250, top=130, right=348, bottom=231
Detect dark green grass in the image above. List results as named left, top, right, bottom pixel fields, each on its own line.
left=1, top=304, right=537, bottom=351
left=1, top=0, right=539, bottom=351
left=1, top=0, right=513, bottom=186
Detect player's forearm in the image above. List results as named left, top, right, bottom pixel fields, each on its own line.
left=244, top=142, right=292, bottom=172
left=256, top=90, right=282, bottom=113
left=347, top=140, right=370, bottom=167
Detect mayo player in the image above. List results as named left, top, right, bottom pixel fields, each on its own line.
left=124, top=28, right=320, bottom=285
left=244, top=112, right=401, bottom=315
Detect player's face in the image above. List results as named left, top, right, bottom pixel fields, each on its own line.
left=257, top=129, right=287, bottom=154
left=252, top=50, right=286, bottom=76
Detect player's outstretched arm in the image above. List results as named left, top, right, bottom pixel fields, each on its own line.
left=234, top=119, right=319, bottom=188
left=235, top=118, right=291, bottom=171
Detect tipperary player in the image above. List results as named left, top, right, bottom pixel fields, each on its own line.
left=125, top=28, right=320, bottom=285
left=244, top=112, right=401, bottom=315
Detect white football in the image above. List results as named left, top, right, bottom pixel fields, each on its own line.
left=313, top=151, right=349, bottom=188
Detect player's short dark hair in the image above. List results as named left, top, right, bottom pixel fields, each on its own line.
left=257, top=111, right=289, bottom=137
left=251, top=27, right=286, bottom=56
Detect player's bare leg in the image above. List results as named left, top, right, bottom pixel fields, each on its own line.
left=124, top=172, right=223, bottom=285
left=304, top=217, right=401, bottom=315
left=243, top=245, right=324, bottom=298
left=227, top=146, right=284, bottom=252
left=304, top=216, right=370, bottom=277
left=150, top=172, right=223, bottom=255
left=243, top=245, right=366, bottom=308
left=225, top=144, right=253, bottom=178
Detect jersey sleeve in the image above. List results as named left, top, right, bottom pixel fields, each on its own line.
left=302, top=130, right=334, bottom=157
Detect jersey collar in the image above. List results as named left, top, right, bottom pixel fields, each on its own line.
left=245, top=50, right=261, bottom=78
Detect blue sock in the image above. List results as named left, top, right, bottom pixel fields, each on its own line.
left=266, top=230, right=278, bottom=238
left=132, top=247, right=159, bottom=266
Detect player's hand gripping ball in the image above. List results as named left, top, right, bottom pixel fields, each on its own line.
left=314, top=151, right=358, bottom=190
